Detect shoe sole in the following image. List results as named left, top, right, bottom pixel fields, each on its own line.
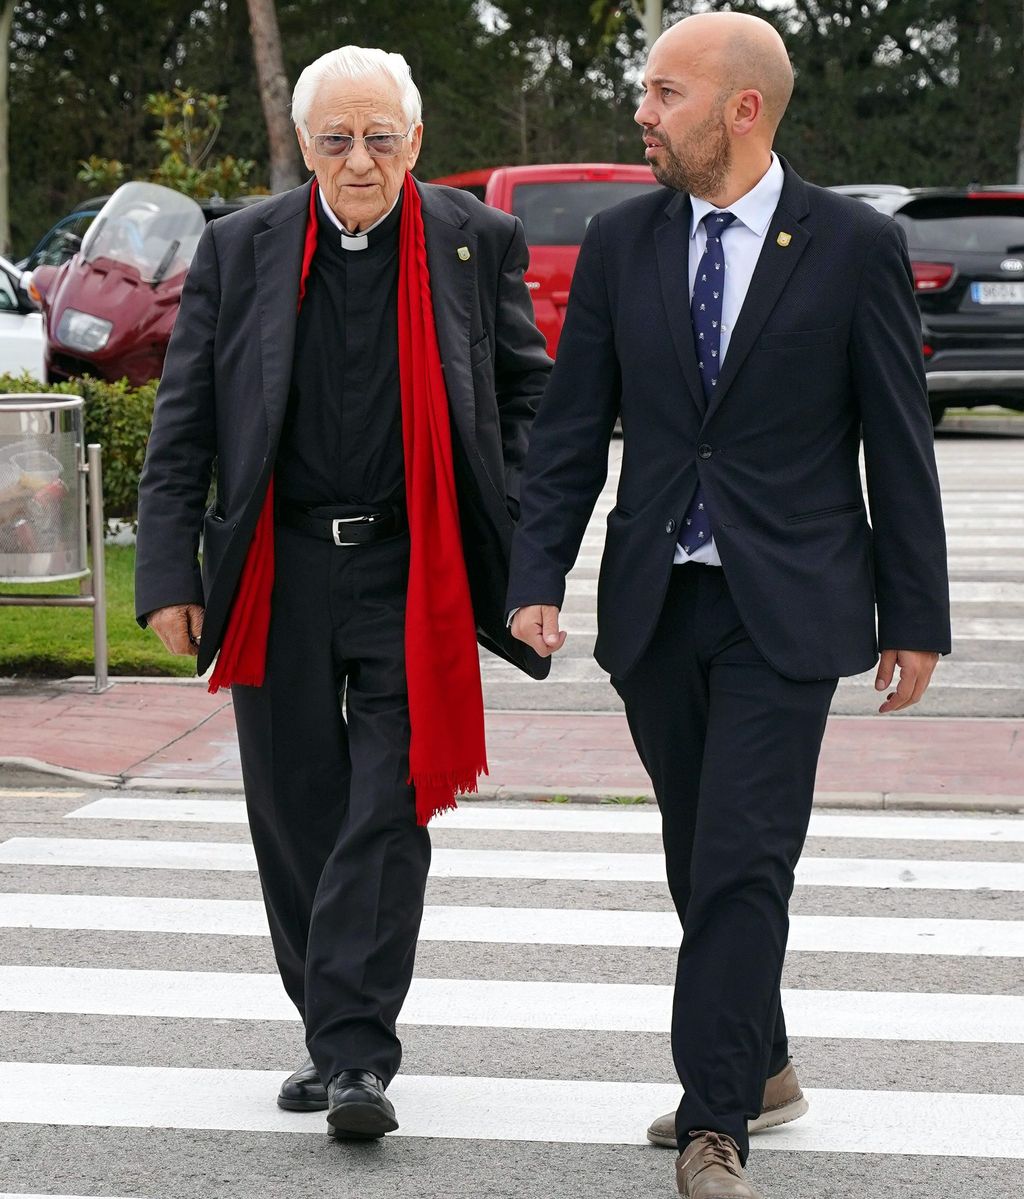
left=326, top=1101, right=399, bottom=1140
left=646, top=1095, right=809, bottom=1148
left=277, top=1094, right=329, bottom=1112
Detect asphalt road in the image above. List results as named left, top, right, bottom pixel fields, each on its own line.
left=483, top=427, right=1024, bottom=718
left=0, top=788, right=1022, bottom=1198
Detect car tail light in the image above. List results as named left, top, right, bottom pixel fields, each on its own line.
left=912, top=261, right=954, bottom=292
left=922, top=342, right=934, bottom=358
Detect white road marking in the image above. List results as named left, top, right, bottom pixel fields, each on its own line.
left=1, top=838, right=1021, bottom=889
left=3, top=893, right=1021, bottom=956
left=64, top=799, right=1024, bottom=843
left=0, top=966, right=1019, bottom=1042
left=0, top=1063, right=1020, bottom=1155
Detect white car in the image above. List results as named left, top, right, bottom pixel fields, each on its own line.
left=0, top=254, right=45, bottom=380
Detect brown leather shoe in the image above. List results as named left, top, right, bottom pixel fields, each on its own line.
left=648, top=1060, right=808, bottom=1147
left=676, top=1131, right=763, bottom=1199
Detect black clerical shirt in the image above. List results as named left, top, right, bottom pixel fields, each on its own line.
left=275, top=191, right=404, bottom=508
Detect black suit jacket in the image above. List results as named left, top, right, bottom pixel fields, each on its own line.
left=507, top=160, right=951, bottom=682
left=136, top=178, right=553, bottom=680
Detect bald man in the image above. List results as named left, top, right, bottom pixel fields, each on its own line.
left=508, top=12, right=949, bottom=1198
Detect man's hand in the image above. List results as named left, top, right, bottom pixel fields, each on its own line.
left=148, top=604, right=205, bottom=657
left=511, top=604, right=567, bottom=658
left=875, top=649, right=939, bottom=714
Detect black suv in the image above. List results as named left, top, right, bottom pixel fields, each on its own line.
left=832, top=185, right=1024, bottom=425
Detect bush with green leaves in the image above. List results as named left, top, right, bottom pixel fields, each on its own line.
left=0, top=372, right=156, bottom=523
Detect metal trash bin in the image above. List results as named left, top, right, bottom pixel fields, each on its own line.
left=0, top=393, right=108, bottom=691
left=0, top=395, right=87, bottom=581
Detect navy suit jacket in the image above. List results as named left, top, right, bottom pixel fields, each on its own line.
left=506, top=160, right=951, bottom=682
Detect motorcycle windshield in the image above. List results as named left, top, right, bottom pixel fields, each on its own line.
left=80, top=182, right=206, bottom=284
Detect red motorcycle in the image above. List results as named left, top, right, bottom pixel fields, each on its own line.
left=31, top=182, right=207, bottom=387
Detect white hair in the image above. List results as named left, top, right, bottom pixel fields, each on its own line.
left=291, top=46, right=422, bottom=131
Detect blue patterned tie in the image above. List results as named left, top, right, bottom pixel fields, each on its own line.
left=680, top=210, right=736, bottom=557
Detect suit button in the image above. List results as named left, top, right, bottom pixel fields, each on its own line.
left=698, top=444, right=713, bottom=460
left=665, top=519, right=676, bottom=534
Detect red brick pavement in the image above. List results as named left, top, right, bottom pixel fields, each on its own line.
left=0, top=679, right=1021, bottom=801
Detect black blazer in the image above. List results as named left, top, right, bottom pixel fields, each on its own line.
left=136, top=178, right=553, bottom=680
left=507, top=160, right=951, bottom=682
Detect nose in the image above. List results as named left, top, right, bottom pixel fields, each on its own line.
left=634, top=95, right=654, bottom=128
left=345, top=139, right=375, bottom=173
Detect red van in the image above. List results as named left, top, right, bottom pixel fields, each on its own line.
left=431, top=163, right=660, bottom=356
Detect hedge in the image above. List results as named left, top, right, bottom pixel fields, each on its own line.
left=0, top=372, right=157, bottom=522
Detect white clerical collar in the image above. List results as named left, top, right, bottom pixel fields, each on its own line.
left=689, top=152, right=785, bottom=239
left=318, top=188, right=402, bottom=251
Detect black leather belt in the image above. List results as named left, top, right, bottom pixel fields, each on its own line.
left=277, top=500, right=407, bottom=546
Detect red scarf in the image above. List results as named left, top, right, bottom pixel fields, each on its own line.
left=209, top=175, right=488, bottom=824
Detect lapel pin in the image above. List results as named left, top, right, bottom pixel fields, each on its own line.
left=457, top=246, right=471, bottom=261
left=776, top=232, right=792, bottom=247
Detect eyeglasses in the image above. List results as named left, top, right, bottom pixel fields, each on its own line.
left=309, top=124, right=415, bottom=159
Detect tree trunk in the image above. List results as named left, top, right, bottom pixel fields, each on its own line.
left=0, top=0, right=15, bottom=256
left=245, top=0, right=302, bottom=193
left=639, top=0, right=662, bottom=51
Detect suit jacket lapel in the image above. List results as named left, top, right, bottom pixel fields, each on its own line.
left=707, top=164, right=812, bottom=419
left=655, top=192, right=707, bottom=419
left=419, top=180, right=477, bottom=448
left=253, top=181, right=312, bottom=448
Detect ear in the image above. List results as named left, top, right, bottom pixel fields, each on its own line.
left=731, top=90, right=764, bottom=137
left=295, top=125, right=316, bottom=173
left=406, top=123, right=424, bottom=172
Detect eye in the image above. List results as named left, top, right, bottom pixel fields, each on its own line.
left=661, top=87, right=677, bottom=99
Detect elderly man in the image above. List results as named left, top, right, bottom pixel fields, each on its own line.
left=136, top=46, right=550, bottom=1139
left=508, top=12, right=949, bottom=1199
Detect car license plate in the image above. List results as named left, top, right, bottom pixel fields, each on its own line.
left=971, top=281, right=1024, bottom=304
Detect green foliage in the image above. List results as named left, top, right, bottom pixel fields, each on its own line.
left=0, top=544, right=194, bottom=677
left=76, top=155, right=127, bottom=194
left=8, top=1, right=1024, bottom=257
left=76, top=89, right=258, bottom=201
left=0, top=372, right=156, bottom=522
left=691, top=0, right=1023, bottom=187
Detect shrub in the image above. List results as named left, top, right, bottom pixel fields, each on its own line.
left=0, top=372, right=156, bottom=522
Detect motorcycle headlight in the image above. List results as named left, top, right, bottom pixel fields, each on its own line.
left=56, top=308, right=113, bottom=353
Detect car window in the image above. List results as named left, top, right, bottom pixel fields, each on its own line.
left=895, top=198, right=1024, bottom=254
left=27, top=213, right=97, bottom=270
left=511, top=181, right=659, bottom=246
left=0, top=270, right=17, bottom=312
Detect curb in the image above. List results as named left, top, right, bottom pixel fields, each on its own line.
left=2, top=758, right=1021, bottom=812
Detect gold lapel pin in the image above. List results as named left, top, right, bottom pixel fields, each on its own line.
left=776, top=232, right=792, bottom=247
left=457, top=246, right=471, bottom=261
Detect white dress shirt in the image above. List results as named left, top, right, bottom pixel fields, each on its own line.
left=674, top=152, right=785, bottom=567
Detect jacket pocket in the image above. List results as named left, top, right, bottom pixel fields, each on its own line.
left=761, top=327, right=837, bottom=350
left=786, top=501, right=863, bottom=524
left=469, top=334, right=492, bottom=367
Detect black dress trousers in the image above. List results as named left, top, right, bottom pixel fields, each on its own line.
left=231, top=522, right=430, bottom=1088
left=612, top=565, right=837, bottom=1162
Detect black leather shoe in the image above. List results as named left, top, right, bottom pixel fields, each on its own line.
left=277, top=1056, right=328, bottom=1112
left=326, top=1069, right=398, bottom=1140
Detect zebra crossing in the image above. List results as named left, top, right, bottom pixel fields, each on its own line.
left=0, top=789, right=1022, bottom=1197
left=481, top=435, right=1024, bottom=716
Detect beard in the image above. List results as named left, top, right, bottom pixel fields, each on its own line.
left=648, top=109, right=732, bottom=198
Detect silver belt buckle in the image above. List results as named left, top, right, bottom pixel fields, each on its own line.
left=332, top=514, right=376, bottom=546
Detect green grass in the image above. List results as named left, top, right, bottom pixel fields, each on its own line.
left=0, top=545, right=195, bottom=678
left=601, top=794, right=651, bottom=805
